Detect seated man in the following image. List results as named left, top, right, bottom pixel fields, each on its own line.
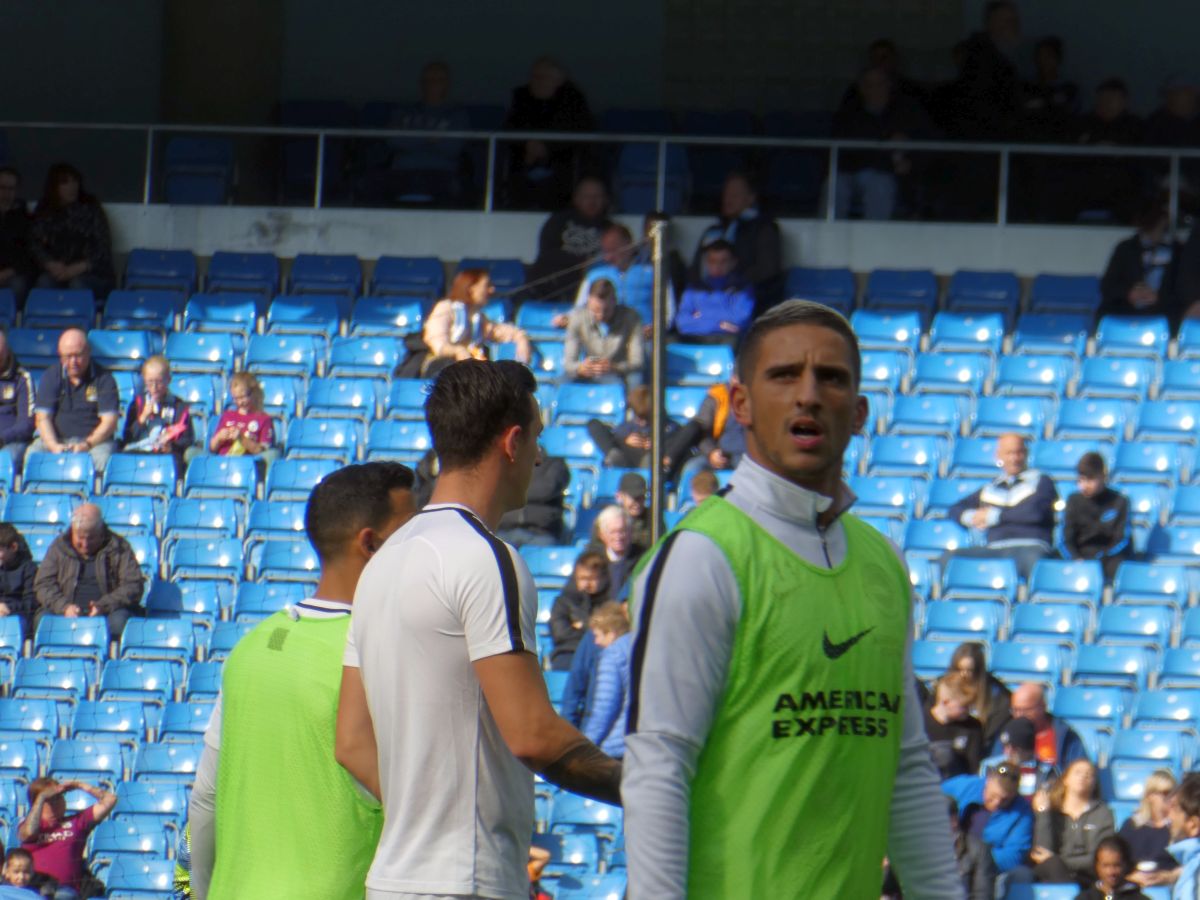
left=0, top=523, right=37, bottom=638
left=1099, top=202, right=1182, bottom=326
left=120, top=355, right=195, bottom=470
left=978, top=716, right=1060, bottom=801
left=19, top=777, right=116, bottom=899
left=31, top=328, right=119, bottom=472
left=675, top=240, right=756, bottom=344
left=33, top=502, right=144, bottom=638
left=586, top=385, right=676, bottom=471
left=946, top=433, right=1057, bottom=581
left=568, top=223, right=676, bottom=328
left=692, top=171, right=782, bottom=308
left=614, top=472, right=652, bottom=551
left=563, top=278, right=644, bottom=390
left=942, top=765, right=1034, bottom=877
left=587, top=505, right=644, bottom=597
left=1002, top=682, right=1087, bottom=768
left=1062, top=452, right=1131, bottom=582
left=663, top=379, right=747, bottom=481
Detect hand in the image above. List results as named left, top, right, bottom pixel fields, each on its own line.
left=45, top=260, right=67, bottom=281
left=1032, top=787, right=1050, bottom=814
left=970, top=507, right=991, bottom=530
left=624, top=433, right=650, bottom=450
left=67, top=441, right=89, bottom=454
left=138, top=399, right=158, bottom=424
left=579, top=358, right=601, bottom=378
left=718, top=321, right=740, bottom=333
left=37, top=782, right=68, bottom=802
left=572, top=621, right=584, bottom=630
left=63, top=605, right=81, bottom=618
left=1028, top=847, right=1053, bottom=865
left=0, top=268, right=13, bottom=283
left=708, top=449, right=729, bottom=469
left=0, top=603, right=10, bottom=617
left=592, top=358, right=612, bottom=374
left=551, top=313, right=569, bottom=329
left=1130, top=283, right=1158, bottom=308
left=88, top=603, right=100, bottom=617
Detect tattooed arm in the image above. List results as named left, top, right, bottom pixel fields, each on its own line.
left=473, top=650, right=622, bottom=805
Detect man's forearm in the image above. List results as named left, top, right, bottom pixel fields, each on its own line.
left=87, top=415, right=118, bottom=446
left=538, top=734, right=622, bottom=806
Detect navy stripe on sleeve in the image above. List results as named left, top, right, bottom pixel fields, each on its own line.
left=452, top=507, right=525, bottom=653
left=626, top=530, right=682, bottom=734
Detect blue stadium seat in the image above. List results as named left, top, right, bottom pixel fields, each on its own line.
left=1010, top=603, right=1089, bottom=646
left=1145, top=526, right=1200, bottom=565
left=509, top=340, right=564, bottom=382
left=1178, top=320, right=1200, bottom=360
left=244, top=500, right=305, bottom=543
left=119, top=619, right=195, bottom=679
left=182, top=456, right=257, bottom=506
left=947, top=437, right=1000, bottom=478
left=665, top=344, right=734, bottom=386
left=4, top=493, right=75, bottom=529
left=99, top=660, right=173, bottom=706
left=941, top=557, right=1019, bottom=604
left=521, top=546, right=579, bottom=590
left=922, top=600, right=1004, bottom=643
left=22, top=451, right=94, bottom=496
left=132, top=742, right=201, bottom=787
left=886, top=395, right=964, bottom=438
left=87, top=330, right=155, bottom=372
left=266, top=294, right=342, bottom=341
left=365, top=421, right=432, bottom=465
left=113, top=780, right=188, bottom=826
left=925, top=478, right=989, bottom=517
left=553, top=384, right=625, bottom=427
left=1012, top=313, right=1090, bottom=358
left=993, top=355, right=1075, bottom=399
left=846, top=476, right=921, bottom=520
left=971, top=396, right=1049, bottom=439
left=928, top=312, right=1005, bottom=356
left=0, top=698, right=57, bottom=747
left=69, top=702, right=146, bottom=746
left=1109, top=729, right=1192, bottom=771
left=164, top=332, right=237, bottom=377
left=286, top=253, right=362, bottom=298
left=252, top=540, right=320, bottom=584
left=1051, top=685, right=1126, bottom=729
left=663, top=386, right=709, bottom=422
left=864, top=268, right=938, bottom=321
left=867, top=435, right=943, bottom=479
left=1104, top=762, right=1171, bottom=806
left=349, top=296, right=425, bottom=336
left=1124, top=484, right=1165, bottom=528
left=0, top=739, right=40, bottom=783
left=1132, top=689, right=1200, bottom=732
left=248, top=375, right=299, bottom=419
left=540, top=426, right=602, bottom=471
left=549, top=793, right=623, bottom=840
left=1112, top=562, right=1188, bottom=607
left=184, top=661, right=224, bottom=701
left=183, top=294, right=259, bottom=339
left=385, top=379, right=431, bottom=420
left=157, top=701, right=213, bottom=743
left=1160, top=649, right=1200, bottom=689
left=850, top=310, right=922, bottom=356
left=1112, top=441, right=1189, bottom=486
left=284, top=419, right=361, bottom=464
left=1027, top=559, right=1104, bottom=607
left=124, top=248, right=197, bottom=295
left=1168, top=486, right=1200, bottom=526
left=244, top=334, right=319, bottom=380
left=1029, top=274, right=1102, bottom=315
left=13, top=657, right=91, bottom=709
left=844, top=434, right=865, bottom=478
left=1077, top=357, right=1156, bottom=402
left=167, top=538, right=244, bottom=583
left=860, top=350, right=909, bottom=395
left=1096, top=605, right=1174, bottom=649
left=7, top=327, right=62, bottom=371
left=456, top=257, right=525, bottom=295
left=863, top=392, right=891, bottom=435
left=1095, top=315, right=1170, bottom=359
left=327, top=336, right=400, bottom=379
left=945, top=270, right=1021, bottom=322
left=1052, top=399, right=1132, bottom=443
left=164, top=136, right=234, bottom=203
left=171, top=374, right=219, bottom=416
left=124, top=531, right=158, bottom=579
left=911, top=640, right=958, bottom=681
left=234, top=582, right=307, bottom=622
left=903, top=519, right=971, bottom=559
left=24, top=288, right=95, bottom=330
left=1031, top=440, right=1108, bottom=479
left=1135, top=402, right=1200, bottom=445
left=162, top=497, right=239, bottom=543
left=103, top=289, right=181, bottom=335
left=988, top=641, right=1068, bottom=686
left=204, top=621, right=256, bottom=662
left=1179, top=608, right=1200, bottom=647
left=782, top=267, right=857, bottom=307
left=205, top=251, right=279, bottom=298
left=369, top=256, right=444, bottom=300
left=110, top=369, right=143, bottom=409
left=263, top=457, right=339, bottom=502
left=34, top=615, right=109, bottom=669
left=1072, top=644, right=1156, bottom=691
left=516, top=301, right=573, bottom=341
left=304, top=378, right=379, bottom=423
left=88, top=817, right=168, bottom=862
left=553, top=874, right=628, bottom=900
left=100, top=453, right=177, bottom=505
left=1160, top=360, right=1200, bottom=402
left=998, top=884, right=1080, bottom=900
left=531, top=830, right=600, bottom=878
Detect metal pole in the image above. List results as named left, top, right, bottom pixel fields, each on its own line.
left=997, top=148, right=1010, bottom=226
left=825, top=146, right=839, bottom=222
left=313, top=133, right=326, bottom=209
left=648, top=219, right=668, bottom=545
left=1169, top=154, right=1181, bottom=228
left=141, top=127, right=155, bottom=205
left=655, top=140, right=667, bottom=211
left=484, top=136, right=497, bottom=213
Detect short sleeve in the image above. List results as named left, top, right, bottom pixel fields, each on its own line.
left=258, top=414, right=274, bottom=447
left=95, top=371, right=119, bottom=415
left=34, top=368, right=58, bottom=415
left=344, top=618, right=360, bottom=668
left=455, top=537, right=538, bottom=662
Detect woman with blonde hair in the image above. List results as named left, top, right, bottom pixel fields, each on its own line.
left=422, top=268, right=531, bottom=375
left=948, top=641, right=1012, bottom=749
left=1119, top=768, right=1179, bottom=881
left=1026, top=758, right=1115, bottom=886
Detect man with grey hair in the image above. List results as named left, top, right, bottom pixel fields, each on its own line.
left=31, top=328, right=120, bottom=472
left=34, top=502, right=143, bottom=637
left=623, top=300, right=960, bottom=898
left=588, top=503, right=642, bottom=596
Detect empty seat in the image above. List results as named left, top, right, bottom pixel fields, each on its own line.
left=1052, top=399, right=1132, bottom=443
left=0, top=698, right=57, bottom=746
left=266, top=294, right=342, bottom=341
left=22, top=452, right=94, bottom=496
left=1027, top=559, right=1105, bottom=607
left=13, top=657, right=90, bottom=708
left=70, top=701, right=146, bottom=745
left=1145, top=526, right=1200, bottom=565
left=1132, top=689, right=1200, bottom=731
left=1012, top=313, right=1090, bottom=358
left=233, top=582, right=307, bottom=621
left=184, top=294, right=258, bottom=338
left=849, top=310, right=921, bottom=356
left=903, top=519, right=971, bottom=558
left=928, top=312, right=1005, bottom=356
left=284, top=419, right=361, bottom=464
left=1160, top=360, right=1200, bottom=402
left=158, top=701, right=213, bottom=742
left=124, top=248, right=197, bottom=294
left=1124, top=484, right=1165, bottom=528
left=327, top=336, right=400, bottom=379
left=182, top=456, right=257, bottom=506
left=860, top=350, right=909, bottom=395
left=945, top=270, right=1021, bottom=321
left=1010, top=603, right=1089, bottom=646
left=971, top=396, right=1049, bottom=439
left=304, top=378, right=379, bottom=422
left=206, top=251, right=279, bottom=297
left=103, top=290, right=181, bottom=335
left=553, top=384, right=625, bottom=427
left=1096, top=605, right=1174, bottom=649
left=867, top=435, right=943, bottom=479
left=782, top=267, right=856, bottom=306
left=350, top=296, right=425, bottom=336
left=244, top=334, right=319, bottom=380
left=205, top=621, right=256, bottom=662
left=664, top=344, right=734, bottom=386
left=364, top=421, right=432, bottom=465
left=164, top=332, right=237, bottom=376
left=369, top=256, right=444, bottom=300
left=993, top=355, right=1075, bottom=399
left=385, top=379, right=431, bottom=421
left=1029, top=274, right=1101, bottom=315
left=455, top=257, right=525, bottom=294
left=947, top=437, right=1001, bottom=478
left=925, top=478, right=989, bottom=517
left=1077, top=357, right=1156, bottom=402
left=1051, top=684, right=1126, bottom=729
left=1073, top=644, right=1156, bottom=691
left=887, top=395, right=964, bottom=438
left=252, top=540, right=320, bottom=583
left=264, top=458, right=339, bottom=502
left=184, top=661, right=224, bottom=701
left=911, top=640, right=958, bottom=681
left=1160, top=649, right=1200, bottom=689
left=244, top=500, right=306, bottom=543
left=1095, top=315, right=1170, bottom=358
left=846, top=476, right=921, bottom=520
left=941, top=557, right=1019, bottom=604
left=118, top=619, right=195, bottom=677
left=4, top=493, right=75, bottom=529
left=864, top=268, right=938, bottom=321
left=287, top=253, right=362, bottom=298
left=100, top=453, right=177, bottom=503
left=1109, top=728, right=1191, bottom=771
left=1031, top=440, right=1108, bottom=479
left=1134, top=402, right=1200, bottom=445
left=1112, top=441, right=1189, bottom=486
left=1112, top=562, right=1188, bottom=607
left=24, top=289, right=95, bottom=330
left=922, top=600, right=1004, bottom=643
left=33, top=616, right=109, bottom=668
left=988, top=641, right=1069, bottom=686
left=131, top=743, right=199, bottom=785
left=167, top=538, right=244, bottom=583
left=86, top=330, right=155, bottom=372
left=98, top=660, right=174, bottom=705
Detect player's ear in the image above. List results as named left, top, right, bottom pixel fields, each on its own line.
left=356, top=527, right=381, bottom=560
left=730, top=378, right=751, bottom=427
left=854, top=394, right=869, bottom=435
left=500, top=424, right=522, bottom=463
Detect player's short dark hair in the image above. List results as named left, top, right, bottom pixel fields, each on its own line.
left=1174, top=772, right=1200, bottom=820
left=426, top=359, right=539, bottom=471
left=1076, top=452, right=1106, bottom=480
left=1094, top=835, right=1134, bottom=872
left=736, top=299, right=862, bottom=386
left=304, top=461, right=414, bottom=562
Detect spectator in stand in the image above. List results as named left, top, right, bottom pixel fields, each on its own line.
left=1011, top=759, right=1114, bottom=888
left=840, top=39, right=928, bottom=110
left=943, top=764, right=1034, bottom=876
left=30, top=163, right=113, bottom=299
left=0, top=523, right=37, bottom=638
left=0, top=167, right=33, bottom=308
left=1120, top=769, right=1179, bottom=883
left=676, top=241, right=756, bottom=344
left=566, top=223, right=676, bottom=329
left=1075, top=79, right=1146, bottom=147
left=1100, top=203, right=1182, bottom=326
left=949, top=0, right=1022, bottom=139
left=949, top=642, right=1012, bottom=751
left=693, top=171, right=782, bottom=310
left=2, top=848, right=34, bottom=893
left=664, top=379, right=747, bottom=483
left=207, top=372, right=277, bottom=465
left=831, top=66, right=935, bottom=221
left=421, top=269, right=531, bottom=376
left=679, top=468, right=720, bottom=514
left=527, top=175, right=611, bottom=301
left=503, top=58, right=595, bottom=211
left=614, top=472, right=651, bottom=551
left=19, top=777, right=115, bottom=899
left=1071, top=79, right=1146, bottom=224
left=1017, top=37, right=1080, bottom=143
left=588, top=505, right=643, bottom=597
left=981, top=717, right=1059, bottom=803
left=1079, top=836, right=1152, bottom=900
left=1146, top=76, right=1200, bottom=147
left=496, top=446, right=570, bottom=547
left=586, top=386, right=675, bottom=471
left=0, top=331, right=35, bottom=469
left=385, top=61, right=470, bottom=205
left=945, top=433, right=1057, bottom=581
left=121, top=355, right=194, bottom=471
left=563, top=278, right=644, bottom=390
left=549, top=549, right=610, bottom=671
left=924, top=671, right=985, bottom=781
left=947, top=796, right=997, bottom=900
left=1062, top=452, right=1131, bottom=582
left=580, top=601, right=631, bottom=759
left=1005, top=682, right=1087, bottom=768
left=1168, top=773, right=1200, bottom=899
left=31, top=328, right=119, bottom=472
left=34, top=503, right=144, bottom=639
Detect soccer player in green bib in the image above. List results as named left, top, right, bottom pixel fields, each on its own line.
left=623, top=301, right=961, bottom=898
left=187, top=461, right=416, bottom=899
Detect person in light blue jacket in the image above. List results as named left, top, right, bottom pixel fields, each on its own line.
left=1168, top=772, right=1200, bottom=900
left=580, top=601, right=631, bottom=759
left=943, top=764, right=1034, bottom=874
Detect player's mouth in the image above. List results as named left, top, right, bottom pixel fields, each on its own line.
left=789, top=418, right=825, bottom=451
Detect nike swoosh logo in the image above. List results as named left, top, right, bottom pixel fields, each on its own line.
left=822, top=627, right=875, bottom=660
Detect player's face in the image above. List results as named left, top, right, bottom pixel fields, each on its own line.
left=732, top=324, right=867, bottom=499
left=507, top=396, right=543, bottom=510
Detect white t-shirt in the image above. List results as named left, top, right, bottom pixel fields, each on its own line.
left=345, top=503, right=538, bottom=900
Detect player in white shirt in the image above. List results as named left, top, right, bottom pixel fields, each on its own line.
left=337, top=359, right=622, bottom=900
